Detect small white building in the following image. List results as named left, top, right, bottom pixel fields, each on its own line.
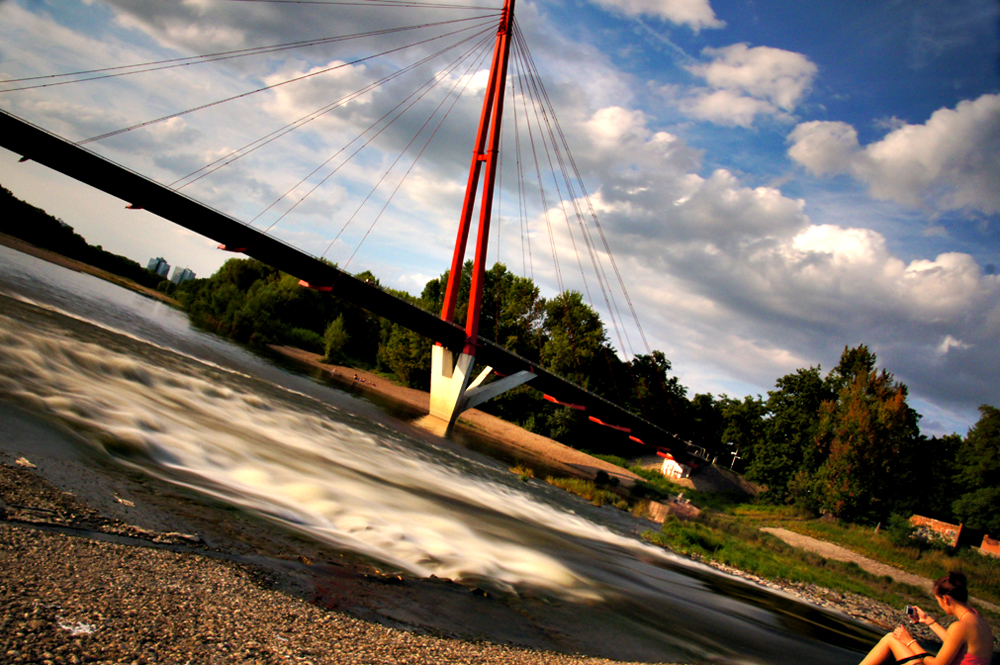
left=660, top=455, right=692, bottom=479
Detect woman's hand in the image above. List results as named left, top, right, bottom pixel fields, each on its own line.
left=894, top=625, right=915, bottom=644
left=914, top=606, right=935, bottom=625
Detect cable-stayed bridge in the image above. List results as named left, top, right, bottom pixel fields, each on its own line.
left=0, top=0, right=702, bottom=464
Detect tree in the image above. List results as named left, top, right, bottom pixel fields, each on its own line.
left=322, top=315, right=349, bottom=363
left=791, top=346, right=921, bottom=522
left=746, top=366, right=833, bottom=502
left=541, top=291, right=607, bottom=389
left=378, top=323, right=431, bottom=389
left=952, top=405, right=1000, bottom=534
left=719, top=395, right=765, bottom=473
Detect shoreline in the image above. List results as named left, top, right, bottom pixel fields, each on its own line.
left=0, top=231, right=180, bottom=307
left=268, top=345, right=648, bottom=487
left=266, top=346, right=939, bottom=634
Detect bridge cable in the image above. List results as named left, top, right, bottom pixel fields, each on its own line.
left=337, top=40, right=495, bottom=269
left=255, top=31, right=495, bottom=232
left=513, top=24, right=642, bottom=411
left=172, top=27, right=492, bottom=191
left=78, top=20, right=494, bottom=145
left=514, top=24, right=651, bottom=360
left=313, top=33, right=493, bottom=252
left=514, top=24, right=669, bottom=417
left=510, top=63, right=532, bottom=283
left=510, top=33, right=562, bottom=294
left=0, top=17, right=496, bottom=92
left=512, top=36, right=591, bottom=307
left=515, top=25, right=633, bottom=362
left=514, top=31, right=627, bottom=402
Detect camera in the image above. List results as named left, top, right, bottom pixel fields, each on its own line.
left=905, top=605, right=917, bottom=620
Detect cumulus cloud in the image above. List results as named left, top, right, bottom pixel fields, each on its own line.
left=586, top=0, right=724, bottom=31
left=787, top=93, right=1000, bottom=214
left=544, top=104, right=999, bottom=414
left=677, top=43, right=817, bottom=127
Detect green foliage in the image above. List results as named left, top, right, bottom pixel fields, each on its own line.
left=322, top=315, right=349, bottom=363
left=643, top=514, right=914, bottom=606
left=544, top=476, right=624, bottom=507
left=747, top=366, right=833, bottom=503
left=952, top=405, right=1000, bottom=534
left=794, top=346, right=921, bottom=522
left=886, top=513, right=917, bottom=547
left=542, top=290, right=608, bottom=389
left=377, top=323, right=431, bottom=389
left=286, top=327, right=324, bottom=354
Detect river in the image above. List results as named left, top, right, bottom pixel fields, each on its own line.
left=0, top=244, right=878, bottom=664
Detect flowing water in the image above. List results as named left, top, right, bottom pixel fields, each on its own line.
left=0, top=244, right=878, bottom=664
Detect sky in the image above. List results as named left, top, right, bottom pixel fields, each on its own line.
left=0, top=0, right=998, bottom=437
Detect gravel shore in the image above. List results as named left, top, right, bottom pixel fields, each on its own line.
left=1, top=523, right=665, bottom=665
left=0, top=434, right=682, bottom=665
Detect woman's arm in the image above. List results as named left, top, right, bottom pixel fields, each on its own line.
left=914, top=607, right=949, bottom=642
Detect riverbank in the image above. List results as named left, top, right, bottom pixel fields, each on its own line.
left=0, top=231, right=179, bottom=306
left=269, top=345, right=646, bottom=487
left=265, top=346, right=961, bottom=638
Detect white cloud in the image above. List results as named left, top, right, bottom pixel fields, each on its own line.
left=677, top=44, right=817, bottom=127
left=788, top=93, right=1000, bottom=214
left=677, top=89, right=778, bottom=128
left=786, top=121, right=860, bottom=175
left=587, top=0, right=724, bottom=31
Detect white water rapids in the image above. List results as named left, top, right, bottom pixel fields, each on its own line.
left=0, top=305, right=687, bottom=599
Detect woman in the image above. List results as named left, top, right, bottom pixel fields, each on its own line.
left=859, top=572, right=994, bottom=665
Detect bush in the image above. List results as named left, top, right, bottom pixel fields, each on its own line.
left=284, top=327, right=324, bottom=354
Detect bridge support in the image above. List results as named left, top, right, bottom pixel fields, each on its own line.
left=425, top=345, right=535, bottom=436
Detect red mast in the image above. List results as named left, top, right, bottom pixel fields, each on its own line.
left=440, top=0, right=516, bottom=356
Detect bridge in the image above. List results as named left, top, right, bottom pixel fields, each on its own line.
left=0, top=0, right=700, bottom=464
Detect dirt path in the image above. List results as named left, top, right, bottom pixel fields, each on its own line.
left=761, top=527, right=1000, bottom=614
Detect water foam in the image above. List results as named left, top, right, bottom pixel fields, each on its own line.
left=0, top=312, right=689, bottom=600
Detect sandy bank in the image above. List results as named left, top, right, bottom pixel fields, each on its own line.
left=269, top=345, right=646, bottom=487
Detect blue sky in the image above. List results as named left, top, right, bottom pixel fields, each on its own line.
left=0, top=0, right=997, bottom=436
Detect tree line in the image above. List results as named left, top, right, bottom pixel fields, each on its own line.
left=0, top=185, right=166, bottom=290
left=3, top=184, right=994, bottom=534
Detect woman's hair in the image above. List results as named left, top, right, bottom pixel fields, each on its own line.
left=933, top=571, right=968, bottom=603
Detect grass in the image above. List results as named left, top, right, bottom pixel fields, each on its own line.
left=509, top=463, right=535, bottom=482
left=644, top=513, right=924, bottom=608
left=767, top=517, right=1000, bottom=606
left=544, top=476, right=631, bottom=510
left=542, top=455, right=1000, bottom=619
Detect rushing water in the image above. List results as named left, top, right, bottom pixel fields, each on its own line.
left=0, top=244, right=878, bottom=664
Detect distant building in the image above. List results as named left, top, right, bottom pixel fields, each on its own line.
left=169, top=266, right=196, bottom=284
left=147, top=257, right=170, bottom=278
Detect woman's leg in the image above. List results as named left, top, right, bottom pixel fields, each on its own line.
left=858, top=632, right=919, bottom=665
